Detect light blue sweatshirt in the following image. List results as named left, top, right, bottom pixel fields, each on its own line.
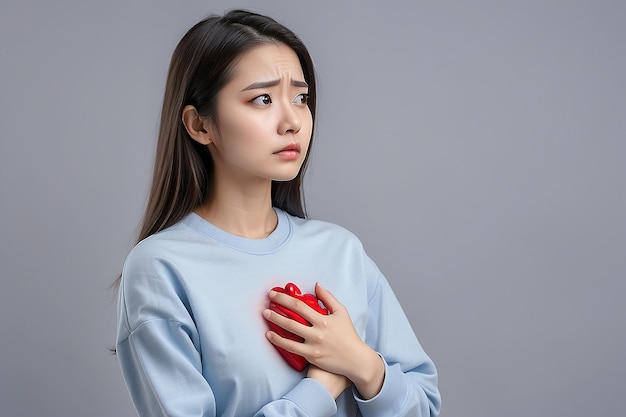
left=116, top=208, right=440, bottom=417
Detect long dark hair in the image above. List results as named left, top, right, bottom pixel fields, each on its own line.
left=136, top=10, right=316, bottom=248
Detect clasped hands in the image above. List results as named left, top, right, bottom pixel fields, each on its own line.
left=263, top=283, right=385, bottom=400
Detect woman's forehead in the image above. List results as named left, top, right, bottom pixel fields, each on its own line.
left=227, top=43, right=306, bottom=89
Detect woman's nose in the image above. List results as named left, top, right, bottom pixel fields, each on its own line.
left=277, top=103, right=302, bottom=135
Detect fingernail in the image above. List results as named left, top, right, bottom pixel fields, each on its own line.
left=269, top=290, right=277, bottom=297
left=263, top=309, right=271, bottom=319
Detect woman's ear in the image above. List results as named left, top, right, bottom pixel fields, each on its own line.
left=182, top=105, right=213, bottom=145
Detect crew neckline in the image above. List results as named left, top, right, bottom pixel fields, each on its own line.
left=181, top=208, right=292, bottom=255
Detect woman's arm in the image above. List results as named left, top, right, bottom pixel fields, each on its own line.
left=117, top=249, right=341, bottom=417
left=119, top=321, right=342, bottom=417
left=306, top=364, right=351, bottom=399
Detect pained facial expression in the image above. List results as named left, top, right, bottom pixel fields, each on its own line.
left=207, top=43, right=313, bottom=183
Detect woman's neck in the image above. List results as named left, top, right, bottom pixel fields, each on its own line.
left=195, top=178, right=278, bottom=239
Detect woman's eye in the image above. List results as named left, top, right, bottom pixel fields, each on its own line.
left=294, top=93, right=309, bottom=105
left=251, top=94, right=272, bottom=106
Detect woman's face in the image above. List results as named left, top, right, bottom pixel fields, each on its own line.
left=207, top=43, right=313, bottom=184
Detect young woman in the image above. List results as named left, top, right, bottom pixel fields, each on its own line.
left=116, top=9, right=440, bottom=417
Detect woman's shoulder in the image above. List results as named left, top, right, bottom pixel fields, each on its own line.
left=123, top=217, right=199, bottom=267
left=284, top=211, right=365, bottom=248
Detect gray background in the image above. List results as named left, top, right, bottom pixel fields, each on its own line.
left=1, top=1, right=624, bottom=416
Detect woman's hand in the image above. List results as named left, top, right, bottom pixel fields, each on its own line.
left=264, top=283, right=385, bottom=399
left=306, top=364, right=351, bottom=399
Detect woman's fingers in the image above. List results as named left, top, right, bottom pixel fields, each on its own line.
left=313, top=282, right=343, bottom=314
left=264, top=326, right=311, bottom=357
left=268, top=289, right=326, bottom=323
left=263, top=308, right=312, bottom=338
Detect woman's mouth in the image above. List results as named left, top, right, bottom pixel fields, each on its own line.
left=273, top=143, right=301, bottom=160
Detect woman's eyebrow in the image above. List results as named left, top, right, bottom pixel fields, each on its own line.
left=241, top=79, right=308, bottom=91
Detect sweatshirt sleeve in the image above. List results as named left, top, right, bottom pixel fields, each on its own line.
left=116, top=247, right=215, bottom=417
left=117, top=321, right=338, bottom=417
left=354, top=260, right=441, bottom=417
left=116, top=245, right=339, bottom=417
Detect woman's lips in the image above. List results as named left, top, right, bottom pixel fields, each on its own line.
left=273, top=143, right=301, bottom=160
